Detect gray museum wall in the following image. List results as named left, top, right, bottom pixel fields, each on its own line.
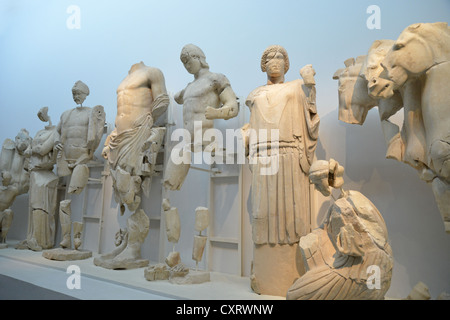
left=1, top=0, right=449, bottom=299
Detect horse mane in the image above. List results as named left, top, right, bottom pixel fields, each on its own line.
left=404, top=22, right=450, bottom=49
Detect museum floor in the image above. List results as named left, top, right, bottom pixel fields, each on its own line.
left=0, top=241, right=283, bottom=300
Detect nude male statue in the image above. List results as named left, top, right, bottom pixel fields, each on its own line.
left=55, top=81, right=106, bottom=194
left=164, top=44, right=239, bottom=190
left=174, top=44, right=239, bottom=144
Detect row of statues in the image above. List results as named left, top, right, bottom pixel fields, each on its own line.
left=0, top=81, right=106, bottom=254
left=0, top=21, right=448, bottom=300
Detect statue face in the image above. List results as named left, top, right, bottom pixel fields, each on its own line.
left=72, top=89, right=87, bottom=105
left=181, top=55, right=202, bottom=75
left=265, top=51, right=286, bottom=79
left=15, top=131, right=31, bottom=152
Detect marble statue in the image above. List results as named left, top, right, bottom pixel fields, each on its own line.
left=378, top=22, right=450, bottom=233
left=16, top=108, right=59, bottom=251
left=42, top=199, right=92, bottom=261
left=332, top=44, right=404, bottom=162
left=242, top=45, right=320, bottom=296
left=98, top=62, right=169, bottom=269
left=55, top=81, right=106, bottom=195
left=0, top=128, right=32, bottom=248
left=162, top=198, right=182, bottom=267
left=163, top=44, right=239, bottom=191
left=94, top=209, right=150, bottom=269
left=103, top=62, right=168, bottom=214
left=335, top=22, right=450, bottom=233
left=192, top=206, right=209, bottom=270
left=0, top=173, right=18, bottom=248
left=0, top=128, right=31, bottom=196
left=59, top=200, right=73, bottom=249
left=286, top=159, right=394, bottom=300
left=144, top=204, right=210, bottom=284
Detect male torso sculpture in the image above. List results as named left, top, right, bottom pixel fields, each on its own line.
left=164, top=44, right=239, bottom=191
left=104, top=62, right=169, bottom=213
left=97, top=62, right=169, bottom=269
left=55, top=81, right=106, bottom=195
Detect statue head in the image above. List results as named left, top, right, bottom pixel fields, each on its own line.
left=38, top=106, right=51, bottom=124
left=72, top=80, right=90, bottom=106
left=180, top=44, right=209, bottom=74
left=261, top=45, right=290, bottom=75
left=14, top=128, right=31, bottom=153
left=1, top=171, right=12, bottom=186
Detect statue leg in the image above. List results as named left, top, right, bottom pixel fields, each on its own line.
left=59, top=200, right=72, bottom=248
left=28, top=210, right=45, bottom=251
left=429, top=138, right=450, bottom=181
left=114, top=209, right=149, bottom=261
left=73, top=222, right=83, bottom=250
left=0, top=209, right=13, bottom=244
left=68, top=164, right=89, bottom=194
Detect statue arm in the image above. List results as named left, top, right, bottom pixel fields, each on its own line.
left=205, top=75, right=239, bottom=120
left=174, top=89, right=185, bottom=105
left=87, top=105, right=106, bottom=151
left=54, top=115, right=64, bottom=151
left=147, top=68, right=170, bottom=121
left=102, top=127, right=117, bottom=159
left=35, top=133, right=57, bottom=156
left=241, top=123, right=250, bottom=157
left=147, top=67, right=168, bottom=99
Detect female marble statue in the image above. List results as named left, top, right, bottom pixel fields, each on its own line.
left=17, top=107, right=59, bottom=251
left=243, top=45, right=320, bottom=296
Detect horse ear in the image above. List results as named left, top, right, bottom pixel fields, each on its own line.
left=333, top=68, right=344, bottom=80
left=370, top=40, right=383, bottom=50
left=344, top=58, right=355, bottom=67
left=356, top=55, right=367, bottom=64
left=409, top=23, right=422, bottom=30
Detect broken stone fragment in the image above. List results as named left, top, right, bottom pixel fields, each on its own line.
left=144, top=263, right=170, bottom=281
left=170, top=263, right=189, bottom=278
left=165, top=251, right=181, bottom=267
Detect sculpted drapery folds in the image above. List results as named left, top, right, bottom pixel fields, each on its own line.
left=96, top=62, right=168, bottom=270
left=103, top=62, right=169, bottom=214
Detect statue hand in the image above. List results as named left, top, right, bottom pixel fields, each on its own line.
left=101, top=146, right=109, bottom=159
left=205, top=106, right=218, bottom=120
left=300, top=64, right=316, bottom=86
left=54, top=142, right=63, bottom=152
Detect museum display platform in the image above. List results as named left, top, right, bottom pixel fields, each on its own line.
left=0, top=241, right=283, bottom=300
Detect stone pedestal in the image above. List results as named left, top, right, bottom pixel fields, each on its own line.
left=42, top=248, right=92, bottom=261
